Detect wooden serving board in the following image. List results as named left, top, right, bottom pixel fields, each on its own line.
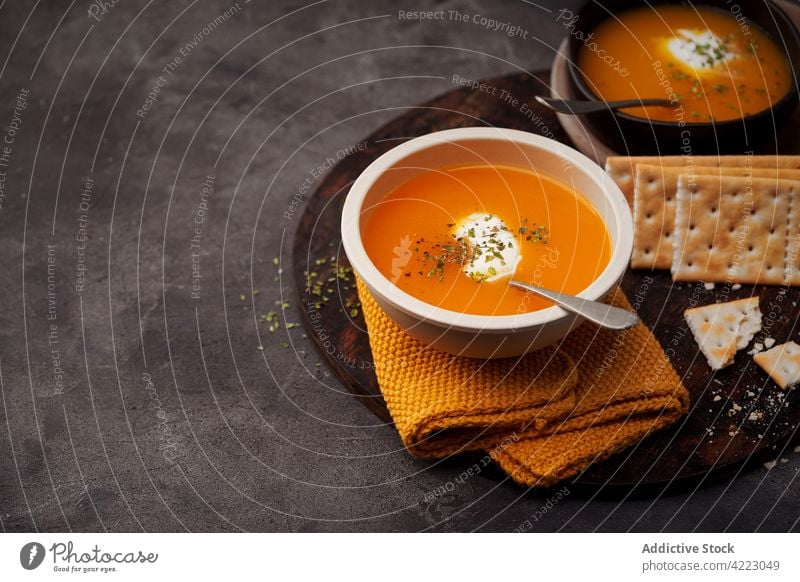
left=292, top=70, right=800, bottom=497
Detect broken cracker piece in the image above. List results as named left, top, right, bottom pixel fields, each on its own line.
left=754, top=341, right=800, bottom=389
left=684, top=297, right=762, bottom=370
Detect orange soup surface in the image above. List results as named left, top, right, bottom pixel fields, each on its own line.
left=362, top=164, right=612, bottom=316
left=578, top=5, right=792, bottom=122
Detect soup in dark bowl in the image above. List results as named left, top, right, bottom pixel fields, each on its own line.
left=565, top=0, right=800, bottom=154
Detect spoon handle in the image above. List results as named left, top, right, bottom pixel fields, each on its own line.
left=509, top=281, right=640, bottom=330
left=535, top=95, right=675, bottom=115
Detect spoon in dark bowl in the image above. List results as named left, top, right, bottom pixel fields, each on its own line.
left=535, top=95, right=676, bottom=115
left=509, top=280, right=639, bottom=330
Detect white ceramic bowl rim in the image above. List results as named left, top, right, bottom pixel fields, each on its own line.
left=341, top=127, right=633, bottom=332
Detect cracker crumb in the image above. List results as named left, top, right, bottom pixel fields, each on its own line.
left=748, top=342, right=764, bottom=355
left=794, top=445, right=800, bottom=453
left=748, top=411, right=763, bottom=421
left=731, top=283, right=742, bottom=290
left=727, top=403, right=742, bottom=416
left=764, top=337, right=776, bottom=349
left=704, top=282, right=715, bottom=290
left=764, top=459, right=778, bottom=470
left=713, top=395, right=722, bottom=402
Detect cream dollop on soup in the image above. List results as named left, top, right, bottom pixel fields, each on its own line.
left=578, top=5, right=792, bottom=123
left=452, top=214, right=522, bottom=283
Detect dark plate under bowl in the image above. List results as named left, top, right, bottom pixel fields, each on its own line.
left=566, top=0, right=800, bottom=154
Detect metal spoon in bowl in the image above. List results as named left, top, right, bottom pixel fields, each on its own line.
left=535, top=95, right=676, bottom=115
left=509, top=280, right=639, bottom=330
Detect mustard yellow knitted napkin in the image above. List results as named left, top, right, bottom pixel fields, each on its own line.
left=356, top=278, right=690, bottom=487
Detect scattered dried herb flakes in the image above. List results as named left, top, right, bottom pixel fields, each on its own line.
left=518, top=219, right=548, bottom=243
left=412, top=215, right=548, bottom=284
left=419, top=237, right=469, bottom=281
left=248, top=284, right=303, bottom=351
left=303, top=257, right=354, bottom=310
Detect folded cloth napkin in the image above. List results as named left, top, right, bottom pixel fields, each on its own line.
left=356, top=278, right=690, bottom=487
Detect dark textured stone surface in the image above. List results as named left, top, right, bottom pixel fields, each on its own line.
left=0, top=0, right=798, bottom=532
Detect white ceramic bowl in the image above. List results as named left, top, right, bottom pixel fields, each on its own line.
left=341, top=127, right=633, bottom=358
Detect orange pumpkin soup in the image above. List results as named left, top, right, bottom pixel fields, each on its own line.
left=578, top=5, right=792, bottom=122
left=361, top=164, right=611, bottom=316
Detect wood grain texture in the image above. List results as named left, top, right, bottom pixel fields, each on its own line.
left=292, top=70, right=800, bottom=497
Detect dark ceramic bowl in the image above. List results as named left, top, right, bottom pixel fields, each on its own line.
left=566, top=0, right=800, bottom=154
